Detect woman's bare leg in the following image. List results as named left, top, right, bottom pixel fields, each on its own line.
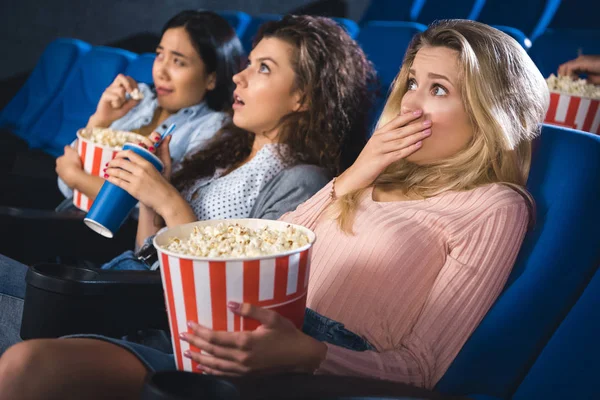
left=0, top=338, right=148, bottom=400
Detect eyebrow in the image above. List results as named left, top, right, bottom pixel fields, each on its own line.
left=255, top=57, right=279, bottom=67
left=156, top=45, right=189, bottom=59
left=409, top=69, right=453, bottom=85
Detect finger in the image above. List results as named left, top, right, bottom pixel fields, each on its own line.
left=194, top=364, right=241, bottom=377
left=186, top=352, right=249, bottom=375
left=180, top=333, right=242, bottom=362
left=228, top=302, right=281, bottom=328
left=150, top=131, right=162, bottom=143
left=138, top=136, right=154, bottom=150
left=187, top=322, right=243, bottom=349
left=375, top=109, right=424, bottom=135
left=105, top=166, right=134, bottom=183
left=115, top=74, right=135, bottom=93
left=106, top=157, right=143, bottom=175
left=123, top=75, right=139, bottom=92
left=112, top=149, right=153, bottom=168
left=387, top=140, right=423, bottom=160
left=105, top=174, right=132, bottom=190
left=385, top=129, right=431, bottom=154
left=380, top=119, right=431, bottom=143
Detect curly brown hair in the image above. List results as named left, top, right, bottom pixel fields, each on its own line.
left=171, top=15, right=376, bottom=189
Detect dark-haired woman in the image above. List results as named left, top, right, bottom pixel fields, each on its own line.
left=56, top=10, right=245, bottom=205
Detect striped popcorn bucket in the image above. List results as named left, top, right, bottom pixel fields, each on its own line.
left=73, top=128, right=145, bottom=211
left=544, top=91, right=600, bottom=135
left=153, top=219, right=316, bottom=373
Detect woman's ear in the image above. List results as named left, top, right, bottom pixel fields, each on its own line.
left=293, top=91, right=309, bottom=112
left=206, top=72, right=217, bottom=91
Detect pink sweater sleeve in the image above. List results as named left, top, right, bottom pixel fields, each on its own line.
left=278, top=180, right=335, bottom=230
left=314, top=202, right=529, bottom=389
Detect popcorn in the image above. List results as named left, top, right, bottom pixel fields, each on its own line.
left=129, top=88, right=144, bottom=101
left=79, top=128, right=144, bottom=149
left=165, top=223, right=311, bottom=258
left=546, top=74, right=600, bottom=99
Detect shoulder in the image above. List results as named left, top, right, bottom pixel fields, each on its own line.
left=446, top=184, right=530, bottom=241
left=271, top=164, right=332, bottom=188
left=445, top=183, right=529, bottom=215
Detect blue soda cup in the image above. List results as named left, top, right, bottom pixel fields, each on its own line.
left=84, top=143, right=164, bottom=238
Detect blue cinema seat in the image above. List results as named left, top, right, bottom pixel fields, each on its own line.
left=332, top=17, right=360, bottom=39
left=0, top=39, right=91, bottom=138
left=359, top=0, right=417, bottom=24
left=124, top=53, right=155, bottom=85
left=413, top=0, right=486, bottom=25
left=509, top=264, right=600, bottom=400
left=356, top=21, right=426, bottom=127
left=26, top=46, right=136, bottom=156
left=529, top=28, right=600, bottom=79
left=549, top=0, right=599, bottom=30
left=477, top=0, right=561, bottom=40
left=241, top=14, right=281, bottom=52
left=492, top=25, right=532, bottom=51
left=437, top=125, right=600, bottom=398
left=216, top=10, right=252, bottom=37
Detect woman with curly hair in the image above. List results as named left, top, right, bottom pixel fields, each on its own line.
left=0, top=14, right=375, bottom=358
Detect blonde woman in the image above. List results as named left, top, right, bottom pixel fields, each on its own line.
left=0, top=20, right=549, bottom=398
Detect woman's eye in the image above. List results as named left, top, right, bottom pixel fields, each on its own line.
left=407, top=78, right=417, bottom=90
left=174, top=58, right=184, bottom=67
left=432, top=85, right=448, bottom=96
left=259, top=63, right=270, bottom=73
left=245, top=59, right=252, bottom=69
left=155, top=52, right=164, bottom=60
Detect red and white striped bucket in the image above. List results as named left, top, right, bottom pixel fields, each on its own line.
left=153, top=219, right=316, bottom=373
left=73, top=129, right=143, bottom=212
left=544, top=91, right=600, bottom=135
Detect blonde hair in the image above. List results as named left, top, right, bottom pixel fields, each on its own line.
left=335, top=19, right=549, bottom=233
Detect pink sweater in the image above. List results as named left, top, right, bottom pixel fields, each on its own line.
left=280, top=180, right=529, bottom=389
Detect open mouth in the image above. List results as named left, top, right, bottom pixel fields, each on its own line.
left=233, top=93, right=245, bottom=107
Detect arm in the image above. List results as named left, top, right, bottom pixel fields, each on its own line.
left=55, top=144, right=105, bottom=200
left=315, top=202, right=529, bottom=389
left=87, top=74, right=141, bottom=128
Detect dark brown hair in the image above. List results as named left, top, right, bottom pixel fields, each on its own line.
left=171, top=15, right=376, bottom=189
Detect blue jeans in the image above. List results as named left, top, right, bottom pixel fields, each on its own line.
left=76, top=309, right=375, bottom=372
left=101, top=250, right=150, bottom=271
left=0, top=254, right=28, bottom=355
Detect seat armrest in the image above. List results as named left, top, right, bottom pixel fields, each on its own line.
left=20, top=263, right=167, bottom=340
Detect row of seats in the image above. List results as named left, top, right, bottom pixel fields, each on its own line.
left=3, top=16, right=597, bottom=158
left=360, top=0, right=597, bottom=39
left=0, top=40, right=155, bottom=157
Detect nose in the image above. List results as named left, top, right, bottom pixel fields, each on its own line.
left=400, top=90, right=425, bottom=116
left=232, top=69, right=247, bottom=88
left=153, top=58, right=168, bottom=81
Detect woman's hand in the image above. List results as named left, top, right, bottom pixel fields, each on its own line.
left=558, top=55, right=600, bottom=84
left=88, top=74, right=141, bottom=128
left=55, top=144, right=84, bottom=188
left=104, top=136, right=177, bottom=214
left=334, top=109, right=431, bottom=197
left=180, top=302, right=327, bottom=376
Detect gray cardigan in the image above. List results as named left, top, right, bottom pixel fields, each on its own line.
left=249, top=164, right=332, bottom=220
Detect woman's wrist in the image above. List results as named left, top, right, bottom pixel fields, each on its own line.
left=87, top=114, right=111, bottom=128
left=156, top=186, right=196, bottom=226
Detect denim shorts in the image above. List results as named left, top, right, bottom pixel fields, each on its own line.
left=71, top=309, right=375, bottom=372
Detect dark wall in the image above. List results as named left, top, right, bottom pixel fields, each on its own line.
left=0, top=0, right=370, bottom=80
